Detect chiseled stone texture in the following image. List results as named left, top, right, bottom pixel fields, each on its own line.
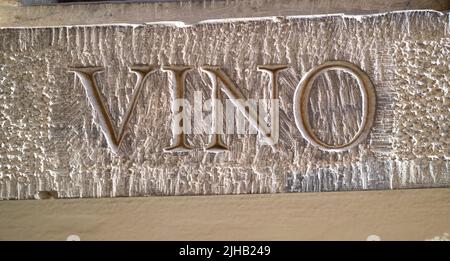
left=0, top=11, right=449, bottom=199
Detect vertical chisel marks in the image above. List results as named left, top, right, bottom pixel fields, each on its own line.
left=0, top=11, right=448, bottom=199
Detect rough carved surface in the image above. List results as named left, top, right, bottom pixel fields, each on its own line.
left=0, top=11, right=449, bottom=199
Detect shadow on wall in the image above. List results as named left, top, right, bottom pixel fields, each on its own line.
left=20, top=0, right=184, bottom=5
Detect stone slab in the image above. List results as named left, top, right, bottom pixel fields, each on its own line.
left=0, top=10, right=449, bottom=199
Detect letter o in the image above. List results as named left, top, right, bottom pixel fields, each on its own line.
left=293, top=61, right=376, bottom=152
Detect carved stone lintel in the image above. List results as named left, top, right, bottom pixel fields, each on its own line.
left=0, top=11, right=448, bottom=199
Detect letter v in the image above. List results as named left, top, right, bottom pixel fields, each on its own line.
left=69, top=66, right=157, bottom=154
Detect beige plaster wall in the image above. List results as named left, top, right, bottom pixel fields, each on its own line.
left=1, top=188, right=449, bottom=240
